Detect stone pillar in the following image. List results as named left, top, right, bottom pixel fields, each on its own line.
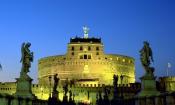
left=135, top=98, right=139, bottom=105
left=12, top=98, right=19, bottom=105
left=138, top=75, right=160, bottom=97
left=166, top=95, right=175, bottom=105
left=13, top=74, right=36, bottom=105
left=155, top=96, right=163, bottom=105
left=14, top=75, right=35, bottom=99
left=146, top=97, right=154, bottom=105
left=15, top=77, right=34, bottom=98
left=0, top=97, right=8, bottom=105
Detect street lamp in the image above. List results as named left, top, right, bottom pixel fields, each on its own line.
left=49, top=76, right=52, bottom=98
left=120, top=75, right=124, bottom=99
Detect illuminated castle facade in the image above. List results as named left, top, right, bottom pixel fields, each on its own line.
left=38, top=27, right=135, bottom=86
left=0, top=28, right=137, bottom=103
left=1, top=28, right=175, bottom=104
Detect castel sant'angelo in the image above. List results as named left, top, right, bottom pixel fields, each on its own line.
left=38, top=27, right=135, bottom=86
left=0, top=27, right=139, bottom=103
left=1, top=27, right=175, bottom=104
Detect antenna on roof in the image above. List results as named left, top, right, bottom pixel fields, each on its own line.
left=83, top=26, right=89, bottom=39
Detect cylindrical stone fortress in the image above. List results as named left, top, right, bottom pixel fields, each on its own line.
left=38, top=36, right=135, bottom=86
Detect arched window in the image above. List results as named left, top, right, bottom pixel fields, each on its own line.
left=96, top=47, right=99, bottom=51
left=71, top=52, right=74, bottom=56
left=88, top=46, right=91, bottom=51
left=71, top=46, right=74, bottom=51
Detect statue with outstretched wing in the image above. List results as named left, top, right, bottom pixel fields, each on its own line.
left=20, top=42, right=33, bottom=75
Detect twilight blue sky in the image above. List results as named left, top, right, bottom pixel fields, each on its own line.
left=0, top=0, right=175, bottom=83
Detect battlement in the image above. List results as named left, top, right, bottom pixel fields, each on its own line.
left=70, top=37, right=101, bottom=43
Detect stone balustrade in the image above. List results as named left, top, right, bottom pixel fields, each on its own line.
left=0, top=93, right=47, bottom=105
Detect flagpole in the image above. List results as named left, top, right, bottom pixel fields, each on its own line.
left=166, top=67, right=169, bottom=76
left=0, top=63, right=2, bottom=71
left=167, top=63, right=171, bottom=76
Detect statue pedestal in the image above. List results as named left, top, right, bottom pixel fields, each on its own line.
left=138, top=73, right=160, bottom=97
left=14, top=74, right=35, bottom=99
left=63, top=95, right=68, bottom=102
left=48, top=91, right=59, bottom=105
left=52, top=91, right=58, bottom=99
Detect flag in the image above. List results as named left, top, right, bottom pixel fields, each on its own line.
left=168, top=62, right=171, bottom=68
left=0, top=63, right=2, bottom=70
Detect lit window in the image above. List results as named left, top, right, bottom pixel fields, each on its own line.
left=129, top=60, right=131, bottom=63
left=80, top=55, right=83, bottom=59
left=117, top=57, right=119, bottom=61
left=123, top=59, right=125, bottom=62
left=88, top=55, right=91, bottom=59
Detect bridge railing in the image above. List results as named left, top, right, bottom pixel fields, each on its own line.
left=122, top=92, right=175, bottom=105
left=0, top=94, right=48, bottom=105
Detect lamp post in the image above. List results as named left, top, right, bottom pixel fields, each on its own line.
left=41, top=87, right=43, bottom=99
left=49, top=76, right=52, bottom=98
left=120, top=75, right=124, bottom=99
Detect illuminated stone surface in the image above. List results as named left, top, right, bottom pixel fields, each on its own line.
left=0, top=30, right=175, bottom=105
left=160, top=76, right=175, bottom=91
left=38, top=36, right=135, bottom=86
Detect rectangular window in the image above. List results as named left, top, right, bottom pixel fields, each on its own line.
left=71, top=46, right=74, bottom=51
left=88, top=46, right=91, bottom=51
left=96, top=47, right=99, bottom=51
left=84, top=54, right=87, bottom=59
left=80, top=46, right=83, bottom=50
left=80, top=55, right=83, bottom=59
left=88, top=55, right=91, bottom=59
left=71, top=52, right=74, bottom=56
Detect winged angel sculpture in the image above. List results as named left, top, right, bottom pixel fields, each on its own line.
left=20, top=42, right=33, bottom=75
left=140, top=41, right=154, bottom=74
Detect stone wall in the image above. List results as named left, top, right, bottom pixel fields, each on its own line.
left=159, top=76, right=175, bottom=91
left=38, top=39, right=135, bottom=86
left=38, top=54, right=135, bottom=86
